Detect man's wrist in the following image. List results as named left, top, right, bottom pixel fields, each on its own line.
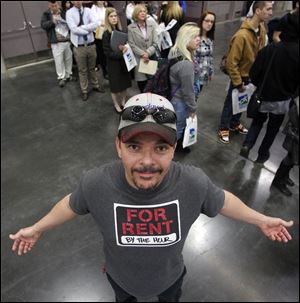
left=32, top=223, right=43, bottom=233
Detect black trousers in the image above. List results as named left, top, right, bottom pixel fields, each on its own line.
left=137, top=80, right=148, bottom=93
left=94, top=37, right=107, bottom=76
left=243, top=112, right=285, bottom=158
left=106, top=267, right=187, bottom=302
left=274, top=152, right=294, bottom=183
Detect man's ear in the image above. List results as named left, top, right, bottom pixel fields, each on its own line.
left=115, top=136, right=122, bottom=159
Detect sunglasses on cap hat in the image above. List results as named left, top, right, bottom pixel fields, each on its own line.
left=121, top=105, right=176, bottom=124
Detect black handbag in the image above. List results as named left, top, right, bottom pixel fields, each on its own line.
left=247, top=46, right=277, bottom=119
left=247, top=91, right=261, bottom=118
left=220, top=55, right=229, bottom=75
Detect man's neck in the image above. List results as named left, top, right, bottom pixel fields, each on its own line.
left=51, top=9, right=60, bottom=15
left=249, top=15, right=261, bottom=31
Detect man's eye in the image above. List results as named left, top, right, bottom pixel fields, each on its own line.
left=127, top=144, right=140, bottom=151
left=156, top=145, right=169, bottom=152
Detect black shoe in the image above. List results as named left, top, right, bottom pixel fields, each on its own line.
left=286, top=177, right=295, bottom=187
left=176, top=147, right=191, bottom=154
left=255, top=152, right=270, bottom=164
left=66, top=76, right=75, bottom=82
left=272, top=179, right=292, bottom=196
left=93, top=86, right=105, bottom=93
left=58, top=79, right=66, bottom=87
left=240, top=145, right=250, bottom=159
left=175, top=142, right=191, bottom=154
left=182, top=147, right=191, bottom=153
left=81, top=93, right=88, bottom=101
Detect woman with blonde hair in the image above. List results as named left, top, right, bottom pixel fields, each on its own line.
left=128, top=4, right=159, bottom=92
left=102, top=7, right=131, bottom=112
left=158, top=1, right=184, bottom=58
left=168, top=23, right=200, bottom=152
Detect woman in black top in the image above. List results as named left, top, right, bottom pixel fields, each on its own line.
left=102, top=8, right=132, bottom=113
left=158, top=1, right=184, bottom=58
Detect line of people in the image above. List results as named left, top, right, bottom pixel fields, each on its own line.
left=42, top=1, right=299, bottom=196
left=8, top=2, right=299, bottom=301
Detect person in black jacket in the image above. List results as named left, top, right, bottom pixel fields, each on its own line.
left=102, top=7, right=132, bottom=113
left=271, top=98, right=299, bottom=196
left=158, top=1, right=184, bottom=59
left=41, top=1, right=73, bottom=87
left=239, top=11, right=299, bottom=164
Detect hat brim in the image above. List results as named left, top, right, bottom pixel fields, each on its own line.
left=120, top=122, right=177, bottom=146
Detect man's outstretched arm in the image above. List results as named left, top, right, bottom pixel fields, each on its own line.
left=220, top=191, right=293, bottom=243
left=9, top=194, right=77, bottom=255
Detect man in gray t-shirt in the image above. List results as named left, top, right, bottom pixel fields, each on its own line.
left=10, top=93, right=294, bottom=302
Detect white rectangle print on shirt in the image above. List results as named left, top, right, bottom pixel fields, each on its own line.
left=114, top=200, right=181, bottom=247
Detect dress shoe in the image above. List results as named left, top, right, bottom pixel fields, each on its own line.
left=240, top=145, right=250, bottom=159
left=81, top=93, right=88, bottom=101
left=114, top=105, right=122, bottom=113
left=175, top=146, right=191, bottom=154
left=175, top=141, right=191, bottom=154
left=66, top=76, right=75, bottom=82
left=272, top=179, right=292, bottom=196
left=93, top=87, right=105, bottom=93
left=255, top=152, right=270, bottom=164
left=58, top=79, right=66, bottom=87
left=286, top=177, right=295, bottom=187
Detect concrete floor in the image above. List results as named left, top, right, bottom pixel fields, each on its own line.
left=1, top=20, right=299, bottom=302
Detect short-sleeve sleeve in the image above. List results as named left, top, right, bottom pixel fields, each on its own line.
left=69, top=176, right=90, bottom=215
left=201, top=175, right=225, bottom=217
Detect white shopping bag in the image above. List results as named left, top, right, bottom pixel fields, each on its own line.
left=123, top=44, right=137, bottom=72
left=160, top=31, right=173, bottom=50
left=182, top=116, right=198, bottom=148
left=157, top=19, right=176, bottom=50
left=165, top=19, right=177, bottom=31
left=232, top=84, right=256, bottom=115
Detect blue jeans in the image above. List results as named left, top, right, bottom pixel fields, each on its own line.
left=171, top=99, right=189, bottom=140
left=243, top=112, right=285, bottom=158
left=219, top=82, right=242, bottom=129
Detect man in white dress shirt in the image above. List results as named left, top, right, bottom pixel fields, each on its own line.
left=66, top=1, right=105, bottom=101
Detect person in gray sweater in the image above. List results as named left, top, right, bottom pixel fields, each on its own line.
left=168, top=23, right=200, bottom=152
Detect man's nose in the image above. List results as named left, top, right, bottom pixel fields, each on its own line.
left=140, top=149, right=155, bottom=165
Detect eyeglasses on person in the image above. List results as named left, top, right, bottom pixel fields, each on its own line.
left=121, top=105, right=176, bottom=124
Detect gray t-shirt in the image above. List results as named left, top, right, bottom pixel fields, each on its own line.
left=69, top=160, right=224, bottom=297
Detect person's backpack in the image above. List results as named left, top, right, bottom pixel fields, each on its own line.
left=219, top=55, right=229, bottom=75
left=144, top=57, right=182, bottom=100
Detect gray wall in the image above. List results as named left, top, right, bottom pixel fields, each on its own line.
left=0, top=1, right=252, bottom=68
